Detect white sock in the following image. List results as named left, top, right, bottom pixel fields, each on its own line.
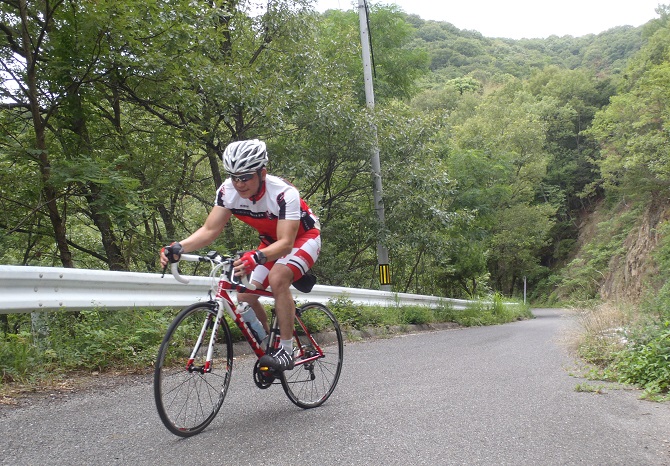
left=280, top=339, right=293, bottom=354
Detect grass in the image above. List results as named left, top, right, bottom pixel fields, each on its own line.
left=1, top=295, right=531, bottom=397
left=571, top=303, right=670, bottom=401
left=574, top=382, right=607, bottom=394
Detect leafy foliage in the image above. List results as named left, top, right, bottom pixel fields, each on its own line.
left=549, top=203, right=638, bottom=303
left=612, top=321, right=670, bottom=395
left=2, top=0, right=670, bottom=396
left=575, top=304, right=670, bottom=399
left=0, top=299, right=529, bottom=388
left=0, top=0, right=653, bottom=300
left=0, top=309, right=172, bottom=384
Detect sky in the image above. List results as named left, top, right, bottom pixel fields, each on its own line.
left=314, top=0, right=663, bottom=39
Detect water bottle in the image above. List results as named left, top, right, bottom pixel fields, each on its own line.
left=239, top=304, right=267, bottom=343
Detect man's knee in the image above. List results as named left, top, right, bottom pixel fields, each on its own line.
left=268, top=264, right=294, bottom=290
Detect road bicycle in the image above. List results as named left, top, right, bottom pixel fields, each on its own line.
left=153, top=251, right=344, bottom=437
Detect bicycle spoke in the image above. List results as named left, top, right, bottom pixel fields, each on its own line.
left=154, top=303, right=233, bottom=436
left=281, top=303, right=343, bottom=408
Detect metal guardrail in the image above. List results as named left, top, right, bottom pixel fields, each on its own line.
left=0, top=265, right=472, bottom=314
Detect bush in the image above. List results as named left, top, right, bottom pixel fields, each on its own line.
left=552, top=205, right=638, bottom=303
left=612, top=321, right=670, bottom=396
left=452, top=295, right=531, bottom=326
left=45, top=309, right=172, bottom=371
left=432, top=302, right=457, bottom=322
left=0, top=332, right=39, bottom=383
left=574, top=304, right=670, bottom=399
left=400, top=306, right=433, bottom=325
left=0, top=308, right=174, bottom=386
left=326, top=297, right=395, bottom=329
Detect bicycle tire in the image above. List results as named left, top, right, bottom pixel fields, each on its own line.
left=154, top=302, right=233, bottom=437
left=281, top=302, right=343, bottom=408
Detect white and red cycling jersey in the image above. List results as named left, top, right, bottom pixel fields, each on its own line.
left=214, top=174, right=320, bottom=241
left=214, top=174, right=320, bottom=283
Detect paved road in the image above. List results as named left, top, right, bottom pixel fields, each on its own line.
left=1, top=308, right=669, bottom=465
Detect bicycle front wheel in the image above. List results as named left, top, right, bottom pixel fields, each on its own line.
left=281, top=302, right=343, bottom=408
left=154, top=302, right=233, bottom=437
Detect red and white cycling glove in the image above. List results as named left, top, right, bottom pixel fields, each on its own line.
left=239, top=250, right=268, bottom=272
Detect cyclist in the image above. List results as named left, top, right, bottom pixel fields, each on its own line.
left=160, top=139, right=321, bottom=371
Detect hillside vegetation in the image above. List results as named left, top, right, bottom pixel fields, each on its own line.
left=1, top=1, right=669, bottom=396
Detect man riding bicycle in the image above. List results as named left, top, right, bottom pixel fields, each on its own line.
left=160, top=139, right=321, bottom=371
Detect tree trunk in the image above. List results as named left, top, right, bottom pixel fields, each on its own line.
left=19, top=0, right=73, bottom=268
left=84, top=184, right=126, bottom=271
left=207, top=146, right=223, bottom=189
left=63, top=70, right=127, bottom=271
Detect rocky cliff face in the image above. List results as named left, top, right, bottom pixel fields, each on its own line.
left=600, top=199, right=669, bottom=304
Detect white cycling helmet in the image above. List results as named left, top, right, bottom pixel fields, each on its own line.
left=222, top=139, right=268, bottom=174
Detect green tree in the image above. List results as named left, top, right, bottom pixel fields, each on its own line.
left=377, top=101, right=461, bottom=294
left=449, top=78, right=557, bottom=294
left=319, top=3, right=430, bottom=104
left=0, top=0, right=74, bottom=267
left=524, top=66, right=615, bottom=269
left=0, top=0, right=204, bottom=270
left=488, top=202, right=556, bottom=294
left=587, top=19, right=670, bottom=200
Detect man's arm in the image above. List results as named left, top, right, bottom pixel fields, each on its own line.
left=232, top=218, right=299, bottom=275
left=180, top=205, right=232, bottom=253
left=263, top=218, right=299, bottom=261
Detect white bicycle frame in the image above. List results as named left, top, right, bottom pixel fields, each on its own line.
left=172, top=253, right=269, bottom=369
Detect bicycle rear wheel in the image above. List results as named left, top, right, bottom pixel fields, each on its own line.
left=281, top=302, right=343, bottom=408
left=154, top=302, right=233, bottom=437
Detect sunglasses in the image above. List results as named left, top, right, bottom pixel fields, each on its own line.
left=229, top=172, right=255, bottom=183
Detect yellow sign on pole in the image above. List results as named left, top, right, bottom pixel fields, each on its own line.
left=379, top=263, right=391, bottom=286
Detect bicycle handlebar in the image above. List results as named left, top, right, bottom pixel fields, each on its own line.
left=170, top=261, right=191, bottom=284
left=169, top=253, right=257, bottom=290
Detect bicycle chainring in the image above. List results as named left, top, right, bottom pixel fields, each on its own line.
left=253, top=360, right=275, bottom=389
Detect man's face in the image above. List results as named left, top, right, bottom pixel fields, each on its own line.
left=229, top=169, right=264, bottom=199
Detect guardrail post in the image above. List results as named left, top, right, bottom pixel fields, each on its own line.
left=31, top=310, right=49, bottom=344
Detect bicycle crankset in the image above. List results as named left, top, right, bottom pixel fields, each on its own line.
left=253, top=360, right=275, bottom=389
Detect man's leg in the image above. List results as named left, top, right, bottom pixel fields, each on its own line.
left=258, top=233, right=320, bottom=371
left=267, top=263, right=296, bottom=342
left=236, top=292, right=269, bottom=334
left=257, top=264, right=297, bottom=371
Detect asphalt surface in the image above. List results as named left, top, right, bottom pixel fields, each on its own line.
left=1, top=308, right=669, bottom=465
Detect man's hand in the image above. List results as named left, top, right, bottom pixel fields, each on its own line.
left=160, top=241, right=183, bottom=267
left=235, top=250, right=267, bottom=275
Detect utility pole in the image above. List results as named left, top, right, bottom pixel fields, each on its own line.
left=358, top=0, right=391, bottom=291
